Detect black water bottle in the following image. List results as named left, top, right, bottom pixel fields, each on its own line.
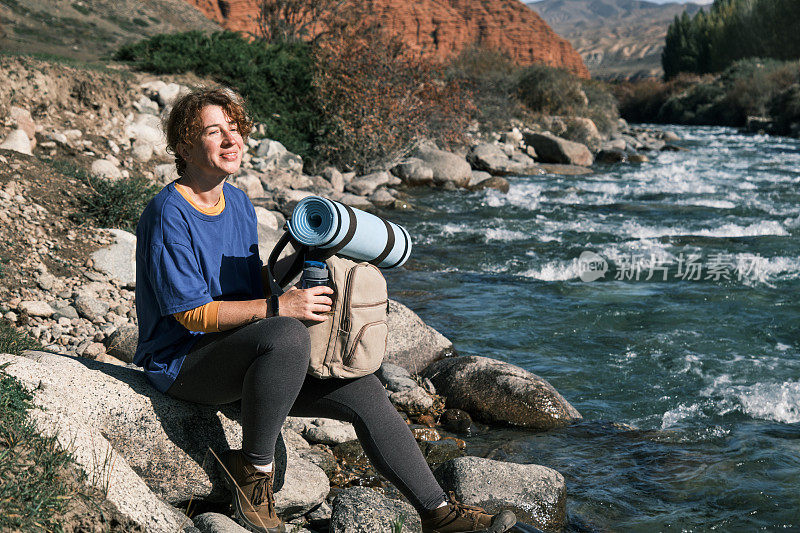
left=301, top=261, right=329, bottom=289
left=301, top=261, right=335, bottom=315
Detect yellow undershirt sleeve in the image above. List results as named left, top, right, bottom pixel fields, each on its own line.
left=173, top=301, right=221, bottom=333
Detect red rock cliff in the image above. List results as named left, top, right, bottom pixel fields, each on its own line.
left=183, top=0, right=589, bottom=78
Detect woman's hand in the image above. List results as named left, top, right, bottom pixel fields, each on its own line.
left=279, top=286, right=334, bottom=322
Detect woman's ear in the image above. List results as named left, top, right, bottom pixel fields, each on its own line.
left=176, top=143, right=191, bottom=162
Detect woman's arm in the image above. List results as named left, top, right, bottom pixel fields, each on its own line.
left=216, top=285, right=334, bottom=331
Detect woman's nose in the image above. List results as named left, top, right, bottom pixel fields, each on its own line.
left=221, top=128, right=236, bottom=145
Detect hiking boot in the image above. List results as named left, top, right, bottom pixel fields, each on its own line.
left=220, top=450, right=285, bottom=533
left=421, top=493, right=516, bottom=533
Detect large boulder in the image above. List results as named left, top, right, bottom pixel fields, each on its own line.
left=329, top=486, right=421, bottom=533
left=0, top=127, right=32, bottom=155
left=467, top=143, right=511, bottom=174
left=230, top=172, right=265, bottom=199
left=91, top=228, right=137, bottom=288
left=346, top=171, right=391, bottom=197
left=124, top=113, right=168, bottom=158
left=391, top=158, right=435, bottom=186
left=0, top=351, right=329, bottom=522
left=523, top=132, right=593, bottom=167
left=411, top=147, right=471, bottom=187
left=252, top=140, right=303, bottom=174
left=420, top=356, right=581, bottom=430
left=387, top=300, right=454, bottom=374
left=0, top=352, right=188, bottom=532
left=565, top=117, right=603, bottom=149
left=466, top=144, right=537, bottom=177
left=434, top=457, right=566, bottom=531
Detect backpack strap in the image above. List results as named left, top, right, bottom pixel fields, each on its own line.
left=266, top=231, right=308, bottom=294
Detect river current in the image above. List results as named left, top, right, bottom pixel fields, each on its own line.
left=383, top=126, right=800, bottom=531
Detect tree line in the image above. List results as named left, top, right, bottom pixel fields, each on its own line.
left=662, top=0, right=800, bottom=79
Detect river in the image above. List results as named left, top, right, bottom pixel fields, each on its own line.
left=383, top=125, right=800, bottom=531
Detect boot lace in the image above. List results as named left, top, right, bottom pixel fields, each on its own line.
left=447, top=492, right=489, bottom=528
left=249, top=472, right=275, bottom=517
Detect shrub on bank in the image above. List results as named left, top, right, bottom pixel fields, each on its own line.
left=115, top=31, right=320, bottom=156
left=444, top=47, right=527, bottom=132
left=448, top=46, right=619, bottom=138
left=613, top=58, right=800, bottom=131
left=55, top=160, right=160, bottom=232
left=314, top=32, right=473, bottom=173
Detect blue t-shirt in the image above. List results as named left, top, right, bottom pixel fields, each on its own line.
left=133, top=181, right=263, bottom=392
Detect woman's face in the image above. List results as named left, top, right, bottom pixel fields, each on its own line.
left=181, top=104, right=244, bottom=179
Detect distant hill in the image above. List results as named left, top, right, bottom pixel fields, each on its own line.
left=0, top=0, right=219, bottom=61
left=528, top=0, right=704, bottom=79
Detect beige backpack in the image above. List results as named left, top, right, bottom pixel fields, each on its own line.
left=267, top=233, right=388, bottom=379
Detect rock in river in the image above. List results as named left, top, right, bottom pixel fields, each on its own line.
left=420, top=356, right=581, bottom=430
left=434, top=456, right=567, bottom=531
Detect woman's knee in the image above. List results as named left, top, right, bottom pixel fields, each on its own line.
left=256, top=316, right=311, bottom=364
left=338, top=374, right=397, bottom=420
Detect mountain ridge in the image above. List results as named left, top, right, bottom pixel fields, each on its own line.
left=182, top=0, right=590, bottom=77
left=529, top=0, right=704, bottom=78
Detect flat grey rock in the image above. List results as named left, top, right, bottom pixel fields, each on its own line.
left=434, top=456, right=566, bottom=531
left=411, top=147, right=471, bottom=187
left=330, top=486, right=421, bottom=533
left=377, top=363, right=417, bottom=392
left=0, top=351, right=328, bottom=521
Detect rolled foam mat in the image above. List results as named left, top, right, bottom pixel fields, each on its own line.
left=288, top=196, right=412, bottom=269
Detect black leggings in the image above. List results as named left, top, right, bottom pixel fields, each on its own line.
left=165, top=316, right=446, bottom=512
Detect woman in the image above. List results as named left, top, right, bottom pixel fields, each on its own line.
left=134, top=87, right=517, bottom=533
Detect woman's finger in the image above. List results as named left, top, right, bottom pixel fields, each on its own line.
left=313, top=296, right=333, bottom=306
left=306, top=285, right=334, bottom=296
left=311, top=303, right=332, bottom=313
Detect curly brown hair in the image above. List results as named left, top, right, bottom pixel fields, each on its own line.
left=164, top=87, right=253, bottom=177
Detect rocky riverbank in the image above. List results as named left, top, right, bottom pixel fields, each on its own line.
left=0, top=55, right=680, bottom=532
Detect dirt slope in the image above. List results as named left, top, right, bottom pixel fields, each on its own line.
left=0, top=0, right=220, bottom=61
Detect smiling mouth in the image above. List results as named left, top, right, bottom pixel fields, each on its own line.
left=220, top=152, right=239, bottom=160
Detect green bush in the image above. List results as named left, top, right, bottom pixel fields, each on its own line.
left=0, top=361, right=75, bottom=531
left=0, top=319, right=40, bottom=355
left=515, top=65, right=586, bottom=116
left=613, top=58, right=800, bottom=129
left=445, top=47, right=528, bottom=131
left=769, top=84, right=800, bottom=135
left=115, top=31, right=320, bottom=156
left=582, top=81, right=619, bottom=135
left=77, top=174, right=160, bottom=233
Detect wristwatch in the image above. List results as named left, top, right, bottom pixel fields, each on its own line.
left=268, top=294, right=280, bottom=317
